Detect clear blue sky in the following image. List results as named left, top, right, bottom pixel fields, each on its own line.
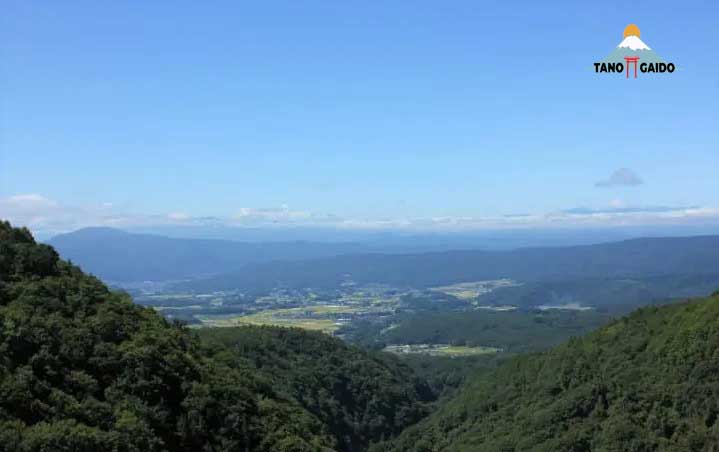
left=1, top=0, right=718, bottom=234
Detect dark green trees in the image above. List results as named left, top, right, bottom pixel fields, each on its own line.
left=0, top=221, right=433, bottom=451
left=199, top=326, right=433, bottom=451
left=0, top=220, right=338, bottom=451
left=377, top=293, right=719, bottom=451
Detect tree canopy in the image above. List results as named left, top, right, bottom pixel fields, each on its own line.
left=0, top=221, right=429, bottom=451
left=375, top=292, right=719, bottom=451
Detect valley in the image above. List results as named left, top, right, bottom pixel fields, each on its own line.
left=130, top=277, right=623, bottom=365
left=5, top=3, right=717, bottom=450
left=4, top=221, right=719, bottom=451
left=132, top=279, right=529, bottom=347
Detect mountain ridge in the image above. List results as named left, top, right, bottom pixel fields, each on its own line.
left=48, top=227, right=369, bottom=282
left=175, top=235, right=719, bottom=292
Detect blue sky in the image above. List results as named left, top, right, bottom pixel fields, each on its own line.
left=1, top=0, right=718, bottom=235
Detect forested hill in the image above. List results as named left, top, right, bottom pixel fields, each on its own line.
left=198, top=327, right=433, bottom=451
left=0, top=220, right=430, bottom=451
left=178, top=235, right=719, bottom=291
left=376, top=292, right=719, bottom=451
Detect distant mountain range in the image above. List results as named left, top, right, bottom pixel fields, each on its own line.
left=176, top=235, right=719, bottom=292
left=49, top=228, right=719, bottom=296
left=128, top=223, right=719, bottom=249
left=48, top=227, right=368, bottom=282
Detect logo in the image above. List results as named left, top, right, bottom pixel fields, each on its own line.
left=594, top=24, right=676, bottom=78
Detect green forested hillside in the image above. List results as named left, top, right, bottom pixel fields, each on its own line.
left=0, top=221, right=428, bottom=451
left=7, top=218, right=719, bottom=452
left=198, top=327, right=433, bottom=451
left=377, top=292, right=719, bottom=452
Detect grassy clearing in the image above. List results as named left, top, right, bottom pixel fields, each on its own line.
left=143, top=294, right=195, bottom=300
left=383, top=344, right=502, bottom=357
left=197, top=314, right=341, bottom=333
left=430, top=279, right=519, bottom=300
left=434, top=345, right=501, bottom=356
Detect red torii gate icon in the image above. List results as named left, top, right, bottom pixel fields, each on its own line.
left=624, top=56, right=640, bottom=79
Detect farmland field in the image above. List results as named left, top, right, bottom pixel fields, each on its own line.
left=383, top=344, right=502, bottom=357
left=194, top=304, right=368, bottom=333
left=430, top=279, right=520, bottom=300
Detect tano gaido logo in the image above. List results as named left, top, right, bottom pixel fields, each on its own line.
left=595, top=24, right=676, bottom=78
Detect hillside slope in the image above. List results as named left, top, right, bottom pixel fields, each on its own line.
left=0, top=221, right=428, bottom=451
left=377, top=292, right=719, bottom=451
left=198, top=327, right=433, bottom=452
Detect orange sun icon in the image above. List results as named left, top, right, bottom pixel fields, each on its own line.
left=623, top=24, right=641, bottom=38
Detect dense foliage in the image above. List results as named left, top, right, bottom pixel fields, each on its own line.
left=198, top=327, right=433, bottom=451
left=0, top=221, right=428, bottom=451
left=8, top=218, right=719, bottom=451
left=0, top=221, right=340, bottom=451
left=376, top=292, right=719, bottom=451
left=393, top=354, right=503, bottom=401
left=348, top=309, right=613, bottom=400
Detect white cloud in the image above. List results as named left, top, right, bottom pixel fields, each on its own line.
left=229, top=206, right=346, bottom=227
left=167, top=212, right=191, bottom=221
left=0, top=194, right=70, bottom=232
left=1, top=193, right=718, bottom=238
left=6, top=194, right=56, bottom=204
left=0, top=194, right=161, bottom=238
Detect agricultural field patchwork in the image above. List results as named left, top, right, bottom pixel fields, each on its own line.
left=195, top=302, right=393, bottom=333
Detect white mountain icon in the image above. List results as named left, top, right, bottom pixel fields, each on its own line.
left=602, top=24, right=663, bottom=63
left=617, top=35, right=651, bottom=51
